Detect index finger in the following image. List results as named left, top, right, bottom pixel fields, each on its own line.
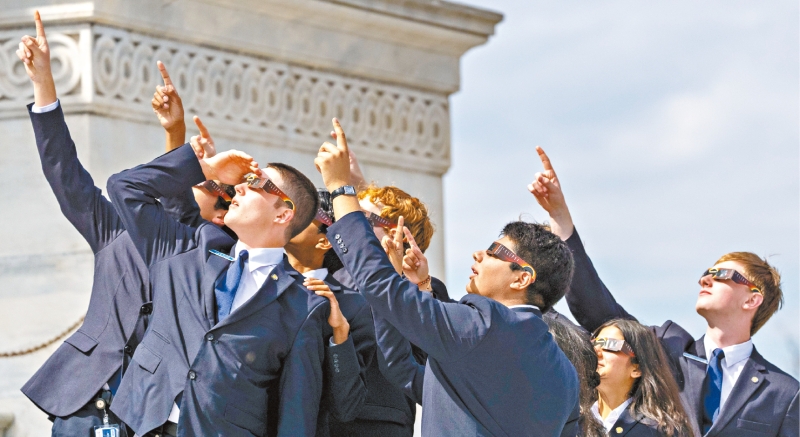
left=394, top=216, right=405, bottom=245
left=403, top=227, right=420, bottom=251
left=536, top=146, right=554, bottom=173
left=157, top=61, right=173, bottom=87
left=34, top=11, right=46, bottom=39
left=332, top=118, right=348, bottom=153
left=194, top=115, right=211, bottom=138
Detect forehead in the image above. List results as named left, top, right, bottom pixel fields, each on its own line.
left=713, top=260, right=746, bottom=272
left=597, top=325, right=624, bottom=340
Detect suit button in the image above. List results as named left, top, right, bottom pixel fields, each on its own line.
left=334, top=234, right=341, bottom=240
left=342, top=248, right=348, bottom=253
left=124, top=345, right=132, bottom=354
left=206, top=333, right=215, bottom=341
left=188, top=370, right=196, bottom=380
left=140, top=304, right=152, bottom=315
left=333, top=353, right=339, bottom=359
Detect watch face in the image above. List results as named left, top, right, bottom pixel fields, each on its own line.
left=344, top=186, right=356, bottom=195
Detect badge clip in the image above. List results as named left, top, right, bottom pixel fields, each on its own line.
left=209, top=249, right=235, bottom=262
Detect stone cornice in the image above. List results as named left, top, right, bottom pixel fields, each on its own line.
left=0, top=0, right=502, bottom=94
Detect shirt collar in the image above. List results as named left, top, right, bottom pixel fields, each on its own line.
left=591, top=398, right=633, bottom=431
left=302, top=268, right=329, bottom=281
left=508, top=304, right=539, bottom=310
left=704, top=337, right=753, bottom=368
left=232, top=242, right=284, bottom=273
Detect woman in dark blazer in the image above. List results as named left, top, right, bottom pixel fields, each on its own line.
left=591, top=319, right=694, bottom=437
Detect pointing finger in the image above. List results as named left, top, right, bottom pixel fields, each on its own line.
left=34, top=11, right=46, bottom=39
left=194, top=115, right=211, bottom=138
left=157, top=61, right=173, bottom=87
left=536, top=146, right=555, bottom=174
left=331, top=118, right=348, bottom=153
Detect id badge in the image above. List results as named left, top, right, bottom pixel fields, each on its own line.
left=94, top=424, right=120, bottom=437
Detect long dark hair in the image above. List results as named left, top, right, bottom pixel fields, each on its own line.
left=544, top=316, right=605, bottom=437
left=593, top=319, right=693, bottom=437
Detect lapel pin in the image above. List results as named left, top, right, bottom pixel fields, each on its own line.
left=615, top=427, right=623, bottom=434
left=271, top=274, right=278, bottom=280
left=751, top=376, right=759, bottom=383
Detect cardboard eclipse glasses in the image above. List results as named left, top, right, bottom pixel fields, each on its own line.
left=700, top=267, right=762, bottom=294
left=244, top=173, right=295, bottom=210
left=486, top=242, right=536, bottom=280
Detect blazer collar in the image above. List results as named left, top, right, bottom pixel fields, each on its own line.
left=322, top=273, right=343, bottom=292
left=212, top=259, right=299, bottom=330
left=611, top=408, right=641, bottom=436
left=706, top=348, right=767, bottom=436
left=509, top=305, right=542, bottom=317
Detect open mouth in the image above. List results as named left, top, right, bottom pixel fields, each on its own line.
left=469, top=267, right=478, bottom=279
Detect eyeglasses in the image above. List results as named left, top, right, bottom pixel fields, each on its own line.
left=200, top=180, right=232, bottom=202
left=364, top=211, right=397, bottom=229
left=244, top=173, right=295, bottom=210
left=315, top=208, right=333, bottom=227
left=700, top=268, right=762, bottom=294
left=592, top=337, right=635, bottom=357
left=486, top=242, right=537, bottom=280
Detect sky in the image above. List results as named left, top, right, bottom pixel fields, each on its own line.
left=443, top=0, right=799, bottom=378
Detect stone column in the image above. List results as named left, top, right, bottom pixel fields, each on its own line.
left=0, top=1, right=500, bottom=434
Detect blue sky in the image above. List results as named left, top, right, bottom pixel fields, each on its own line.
left=444, top=1, right=799, bottom=377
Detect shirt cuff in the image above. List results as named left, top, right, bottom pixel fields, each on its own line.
left=329, top=337, right=339, bottom=347
left=31, top=99, right=60, bottom=113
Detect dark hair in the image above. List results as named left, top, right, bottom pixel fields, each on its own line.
left=267, top=163, right=319, bottom=241
left=213, top=183, right=237, bottom=210
left=500, top=221, right=574, bottom=312
left=544, top=316, right=605, bottom=437
left=593, top=319, right=693, bottom=437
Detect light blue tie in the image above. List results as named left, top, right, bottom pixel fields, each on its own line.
left=215, top=250, right=248, bottom=322
left=702, top=348, right=725, bottom=433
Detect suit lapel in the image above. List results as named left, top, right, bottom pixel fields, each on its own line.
left=706, top=349, right=766, bottom=436
left=681, top=337, right=708, bottom=430
left=612, top=408, right=641, bottom=436
left=202, top=251, right=231, bottom=329
left=214, top=264, right=297, bottom=330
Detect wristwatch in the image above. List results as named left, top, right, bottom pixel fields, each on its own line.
left=330, top=185, right=357, bottom=200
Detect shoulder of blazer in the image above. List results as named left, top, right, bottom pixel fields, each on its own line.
left=751, top=348, right=800, bottom=390
left=196, top=221, right=236, bottom=249
left=654, top=320, right=696, bottom=357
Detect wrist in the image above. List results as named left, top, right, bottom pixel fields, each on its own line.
left=332, top=325, right=350, bottom=345
left=417, top=275, right=432, bottom=290
left=326, top=180, right=350, bottom=193
left=198, top=157, right=216, bottom=181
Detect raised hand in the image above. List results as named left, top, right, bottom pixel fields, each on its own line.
left=189, top=116, right=216, bottom=159
left=305, top=278, right=350, bottom=344
left=152, top=61, right=185, bottom=132
left=331, top=130, right=368, bottom=190
left=16, top=11, right=56, bottom=107
left=380, top=216, right=406, bottom=275
left=401, top=227, right=430, bottom=289
left=200, top=150, right=258, bottom=185
left=528, top=146, right=574, bottom=240
left=315, top=118, right=352, bottom=192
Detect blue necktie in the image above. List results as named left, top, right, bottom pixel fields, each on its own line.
left=702, top=348, right=725, bottom=433
left=215, top=250, right=248, bottom=322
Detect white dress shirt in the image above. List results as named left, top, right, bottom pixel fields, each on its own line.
left=168, top=243, right=284, bottom=424
left=704, top=337, right=753, bottom=411
left=302, top=267, right=329, bottom=281
left=591, top=398, right=633, bottom=432
left=508, top=304, right=539, bottom=311
left=31, top=99, right=60, bottom=113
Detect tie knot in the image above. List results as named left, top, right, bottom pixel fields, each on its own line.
left=238, top=250, right=249, bottom=262
left=712, top=348, right=725, bottom=360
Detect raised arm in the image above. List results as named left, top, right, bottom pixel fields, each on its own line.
left=152, top=61, right=186, bottom=152
left=373, top=313, right=424, bottom=404
left=316, top=119, right=492, bottom=361
left=107, top=145, right=256, bottom=266
left=21, top=12, right=124, bottom=252
left=530, top=147, right=634, bottom=332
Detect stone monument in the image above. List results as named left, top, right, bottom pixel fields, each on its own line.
left=0, top=0, right=501, bottom=434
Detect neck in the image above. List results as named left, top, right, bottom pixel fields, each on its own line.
left=703, top=319, right=751, bottom=349
left=234, top=229, right=286, bottom=250
left=285, top=247, right=325, bottom=274
left=597, top=385, right=631, bottom=418
left=497, top=295, right=529, bottom=308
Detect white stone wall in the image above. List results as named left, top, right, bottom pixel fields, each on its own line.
left=0, top=1, right=500, bottom=434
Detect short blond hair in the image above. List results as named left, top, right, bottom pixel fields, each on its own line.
left=715, top=252, right=783, bottom=335
left=358, top=185, right=434, bottom=252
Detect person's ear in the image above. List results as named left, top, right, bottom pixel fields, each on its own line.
left=316, top=235, right=332, bottom=251
left=509, top=270, right=533, bottom=291
left=274, top=208, right=294, bottom=224
left=630, top=363, right=642, bottom=379
left=743, top=291, right=764, bottom=311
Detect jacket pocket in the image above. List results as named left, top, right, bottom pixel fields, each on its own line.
left=225, top=403, right=266, bottom=436
left=64, top=330, right=99, bottom=354
left=737, top=418, right=772, bottom=433
left=132, top=344, right=162, bottom=374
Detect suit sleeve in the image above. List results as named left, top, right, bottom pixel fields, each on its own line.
left=564, top=228, right=635, bottom=333
left=29, top=103, right=124, bottom=253
left=779, top=389, right=799, bottom=437
left=325, top=300, right=375, bottom=422
left=276, top=302, right=327, bottom=437
left=161, top=187, right=204, bottom=227
left=373, top=312, right=425, bottom=404
left=107, top=144, right=204, bottom=266
left=327, top=212, right=491, bottom=363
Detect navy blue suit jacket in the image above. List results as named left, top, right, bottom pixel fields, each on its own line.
left=564, top=229, right=799, bottom=437
left=21, top=104, right=195, bottom=420
left=327, top=212, right=580, bottom=437
left=107, top=144, right=329, bottom=436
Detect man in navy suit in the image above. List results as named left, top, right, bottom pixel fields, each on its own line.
left=107, top=135, right=329, bottom=435
left=313, top=119, right=580, bottom=437
left=15, top=13, right=209, bottom=436
left=528, top=146, right=799, bottom=436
